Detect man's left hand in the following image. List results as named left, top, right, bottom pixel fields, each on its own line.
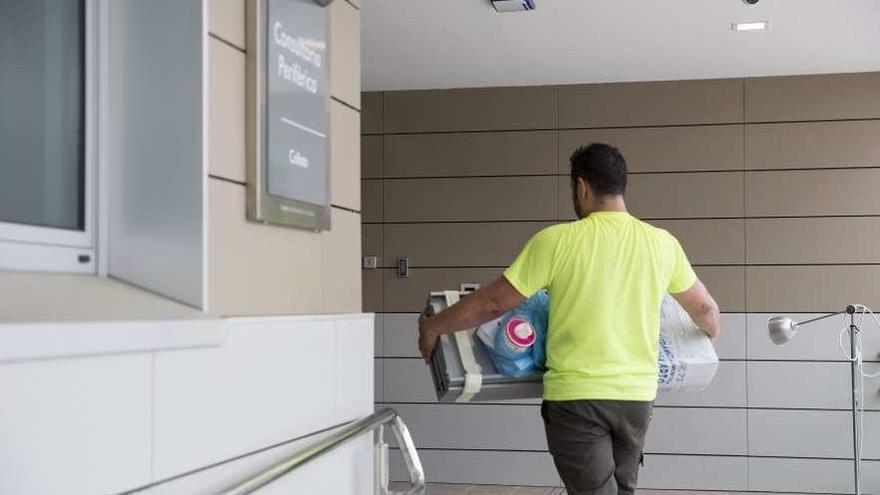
left=418, top=311, right=439, bottom=362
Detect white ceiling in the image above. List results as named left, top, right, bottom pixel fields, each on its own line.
left=362, top=0, right=880, bottom=91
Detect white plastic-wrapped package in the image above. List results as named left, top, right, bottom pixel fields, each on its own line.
left=657, top=294, right=719, bottom=392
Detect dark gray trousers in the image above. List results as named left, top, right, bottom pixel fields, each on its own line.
left=541, top=400, right=653, bottom=495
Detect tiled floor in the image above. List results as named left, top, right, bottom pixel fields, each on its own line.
left=388, top=484, right=809, bottom=495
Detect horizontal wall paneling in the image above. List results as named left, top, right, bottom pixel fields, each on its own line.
left=386, top=131, right=557, bottom=178
left=559, top=125, right=743, bottom=173
left=558, top=79, right=744, bottom=128
left=745, top=72, right=880, bottom=122
left=384, top=86, right=557, bottom=134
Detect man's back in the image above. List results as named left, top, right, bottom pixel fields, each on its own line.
left=504, top=211, right=696, bottom=401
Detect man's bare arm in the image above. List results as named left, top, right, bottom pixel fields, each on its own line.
left=418, top=277, right=526, bottom=360
left=672, top=278, right=721, bottom=341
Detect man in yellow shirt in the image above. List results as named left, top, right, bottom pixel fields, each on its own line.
left=418, top=143, right=721, bottom=494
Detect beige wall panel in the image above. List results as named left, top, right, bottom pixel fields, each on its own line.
left=0, top=272, right=203, bottom=322
left=384, top=268, right=503, bottom=313
left=362, top=224, right=383, bottom=264
left=329, top=0, right=360, bottom=108
left=745, top=72, right=880, bottom=122
left=747, top=217, right=880, bottom=265
left=384, top=222, right=553, bottom=268
left=384, top=87, right=556, bottom=133
left=209, top=0, right=245, bottom=49
left=322, top=209, right=362, bottom=313
left=385, top=131, right=556, bottom=178
left=695, top=266, right=745, bottom=312
left=747, top=265, right=880, bottom=312
left=558, top=125, right=743, bottom=174
left=361, top=92, right=384, bottom=135
left=208, top=180, right=323, bottom=315
left=361, top=179, right=384, bottom=223
left=208, top=38, right=246, bottom=183
left=560, top=172, right=744, bottom=220
left=746, top=120, right=880, bottom=170
left=362, top=269, right=384, bottom=313
left=649, top=219, right=745, bottom=265
left=361, top=136, right=383, bottom=179
left=387, top=177, right=557, bottom=223
left=558, top=79, right=743, bottom=128
left=745, top=169, right=880, bottom=217
left=330, top=102, right=360, bottom=210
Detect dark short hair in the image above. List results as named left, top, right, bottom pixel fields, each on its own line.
left=569, top=143, right=628, bottom=196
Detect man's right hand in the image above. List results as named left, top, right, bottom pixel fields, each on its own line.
left=671, top=278, right=721, bottom=341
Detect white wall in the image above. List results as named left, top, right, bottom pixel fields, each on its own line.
left=0, top=314, right=374, bottom=495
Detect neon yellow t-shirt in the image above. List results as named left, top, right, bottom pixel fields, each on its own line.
left=503, top=211, right=696, bottom=401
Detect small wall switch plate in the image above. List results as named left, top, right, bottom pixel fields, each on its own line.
left=460, top=283, right=480, bottom=293
left=362, top=256, right=378, bottom=269
left=397, top=257, right=410, bottom=278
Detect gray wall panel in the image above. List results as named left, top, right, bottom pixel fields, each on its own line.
left=746, top=217, right=880, bottom=265
left=361, top=91, right=383, bottom=135
left=384, top=222, right=552, bottom=268
left=746, top=120, right=880, bottom=170
left=862, top=381, right=880, bottom=411
left=748, top=361, right=852, bottom=409
left=386, top=131, right=557, bottom=178
left=389, top=449, right=560, bottom=486
left=646, top=408, right=747, bottom=455
left=362, top=268, right=383, bottom=313
left=650, top=219, right=745, bottom=265
left=865, top=415, right=880, bottom=459
left=655, top=361, right=746, bottom=408
left=638, top=455, right=748, bottom=491
left=361, top=179, right=384, bottom=223
left=748, top=409, right=854, bottom=458
left=748, top=457, right=854, bottom=494
left=745, top=169, right=880, bottom=217
left=745, top=72, right=880, bottom=122
left=746, top=265, right=880, bottom=313
left=558, top=79, right=743, bottom=128
left=388, top=177, right=557, bottom=223
left=362, top=224, right=383, bottom=264
left=374, top=358, right=384, bottom=403
left=559, top=125, right=743, bottom=173
left=361, top=136, right=384, bottom=178
left=384, top=358, right=437, bottom=403
left=694, top=265, right=745, bottom=312
left=386, top=404, right=547, bottom=451
left=862, top=461, right=880, bottom=495
left=383, top=313, right=419, bottom=358
left=373, top=313, right=384, bottom=358
left=717, top=313, right=747, bottom=360
left=385, top=87, right=557, bottom=133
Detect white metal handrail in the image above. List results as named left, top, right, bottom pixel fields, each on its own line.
left=215, top=407, right=426, bottom=495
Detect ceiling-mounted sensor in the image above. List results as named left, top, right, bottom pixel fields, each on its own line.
left=492, top=0, right=536, bottom=13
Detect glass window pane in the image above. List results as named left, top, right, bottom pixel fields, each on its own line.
left=0, top=0, right=85, bottom=231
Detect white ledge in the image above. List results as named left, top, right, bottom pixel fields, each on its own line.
left=0, top=318, right=227, bottom=363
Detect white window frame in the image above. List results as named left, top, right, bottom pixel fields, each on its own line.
left=0, top=0, right=99, bottom=274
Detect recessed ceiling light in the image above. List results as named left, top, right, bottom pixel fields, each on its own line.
left=732, top=21, right=770, bottom=31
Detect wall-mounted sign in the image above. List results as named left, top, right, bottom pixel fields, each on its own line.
left=246, top=0, right=331, bottom=231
